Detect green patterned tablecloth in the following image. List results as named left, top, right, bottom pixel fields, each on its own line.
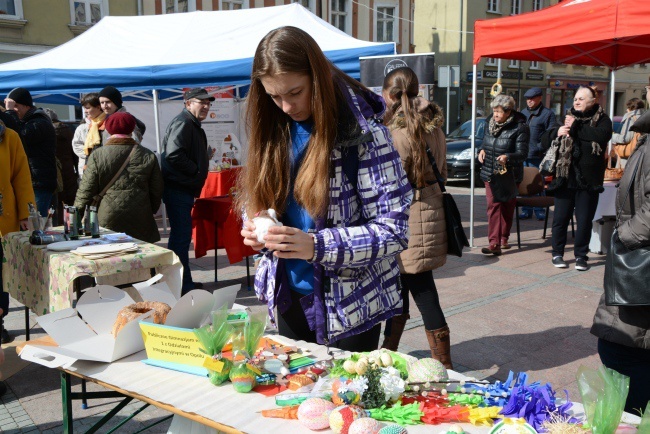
left=1, top=231, right=177, bottom=315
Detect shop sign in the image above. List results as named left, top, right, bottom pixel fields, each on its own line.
left=526, top=73, right=544, bottom=80
left=483, top=70, right=522, bottom=79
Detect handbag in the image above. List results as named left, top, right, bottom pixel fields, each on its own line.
left=604, top=157, right=650, bottom=306
left=488, top=164, right=517, bottom=203
left=425, top=146, right=469, bottom=257
left=615, top=132, right=640, bottom=159
left=539, top=139, right=559, bottom=175
left=604, top=154, right=624, bottom=182
left=91, top=145, right=137, bottom=208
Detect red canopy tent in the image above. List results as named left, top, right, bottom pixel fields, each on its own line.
left=465, top=0, right=650, bottom=245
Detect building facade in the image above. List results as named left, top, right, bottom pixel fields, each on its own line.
left=414, top=0, right=613, bottom=126
left=141, top=0, right=414, bottom=55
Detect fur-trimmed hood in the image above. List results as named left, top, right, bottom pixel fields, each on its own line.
left=388, top=97, right=444, bottom=132
left=105, top=136, right=138, bottom=146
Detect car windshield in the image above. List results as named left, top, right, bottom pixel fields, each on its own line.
left=447, top=119, right=485, bottom=139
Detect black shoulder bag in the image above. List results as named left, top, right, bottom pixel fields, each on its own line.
left=604, top=156, right=650, bottom=306
left=425, top=145, right=470, bottom=257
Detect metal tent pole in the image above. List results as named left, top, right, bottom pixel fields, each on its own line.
left=470, top=64, right=478, bottom=247
left=153, top=89, right=168, bottom=235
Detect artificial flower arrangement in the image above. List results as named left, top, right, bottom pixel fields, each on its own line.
left=257, top=349, right=649, bottom=434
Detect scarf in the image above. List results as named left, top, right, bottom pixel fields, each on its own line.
left=83, top=112, right=107, bottom=156
left=488, top=114, right=515, bottom=137
left=549, top=104, right=604, bottom=188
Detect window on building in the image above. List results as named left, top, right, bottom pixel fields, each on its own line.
left=331, top=0, right=348, bottom=33
left=0, top=0, right=22, bottom=18
left=530, top=60, right=541, bottom=69
left=533, top=0, right=543, bottom=10
left=165, top=0, right=188, bottom=13
left=71, top=1, right=107, bottom=25
left=376, top=6, right=396, bottom=42
left=510, top=0, right=521, bottom=15
left=509, top=59, right=520, bottom=68
left=486, top=58, right=498, bottom=67
left=487, top=0, right=500, bottom=13
left=221, top=0, right=246, bottom=10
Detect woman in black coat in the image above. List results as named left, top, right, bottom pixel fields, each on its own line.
left=478, top=94, right=529, bottom=255
left=543, top=86, right=612, bottom=271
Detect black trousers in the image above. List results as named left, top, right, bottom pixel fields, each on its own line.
left=598, top=338, right=650, bottom=414
left=551, top=187, right=599, bottom=259
left=385, top=271, right=447, bottom=335
left=277, top=289, right=381, bottom=352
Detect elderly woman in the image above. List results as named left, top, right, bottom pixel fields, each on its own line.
left=543, top=86, right=612, bottom=270
left=591, top=107, right=650, bottom=413
left=478, top=95, right=529, bottom=255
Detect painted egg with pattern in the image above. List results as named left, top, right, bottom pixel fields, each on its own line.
left=297, top=398, right=337, bottom=430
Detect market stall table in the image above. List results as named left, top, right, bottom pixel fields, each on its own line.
left=1, top=230, right=178, bottom=339
left=19, top=335, right=633, bottom=434
left=589, top=180, right=618, bottom=254
left=192, top=196, right=256, bottom=286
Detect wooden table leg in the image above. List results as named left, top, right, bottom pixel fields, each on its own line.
left=214, top=221, right=218, bottom=283
left=61, top=372, right=74, bottom=433
left=24, top=306, right=30, bottom=341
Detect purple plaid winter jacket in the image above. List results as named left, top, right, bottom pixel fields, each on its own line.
left=254, top=82, right=413, bottom=345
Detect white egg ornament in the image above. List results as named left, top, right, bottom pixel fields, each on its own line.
left=355, top=360, right=369, bottom=375
left=407, top=358, right=449, bottom=383
left=343, top=360, right=357, bottom=375
left=297, top=398, right=337, bottom=431
left=252, top=209, right=283, bottom=243
left=349, top=417, right=384, bottom=434
left=380, top=353, right=394, bottom=367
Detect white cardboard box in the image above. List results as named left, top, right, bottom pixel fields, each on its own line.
left=20, top=281, right=240, bottom=368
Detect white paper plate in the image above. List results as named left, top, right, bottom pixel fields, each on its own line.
left=73, top=242, right=138, bottom=255
left=47, top=239, right=107, bottom=252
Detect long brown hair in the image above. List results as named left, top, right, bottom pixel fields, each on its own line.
left=382, top=67, right=431, bottom=188
left=236, top=26, right=344, bottom=219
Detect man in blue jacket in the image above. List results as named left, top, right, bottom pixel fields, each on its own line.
left=161, top=88, right=214, bottom=294
left=520, top=87, right=557, bottom=220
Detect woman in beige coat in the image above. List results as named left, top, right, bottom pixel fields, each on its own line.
left=381, top=67, right=452, bottom=368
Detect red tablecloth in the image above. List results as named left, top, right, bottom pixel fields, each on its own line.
left=200, top=167, right=242, bottom=198
left=191, top=196, right=256, bottom=264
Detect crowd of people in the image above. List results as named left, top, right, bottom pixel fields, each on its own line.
left=0, top=25, right=648, bottom=410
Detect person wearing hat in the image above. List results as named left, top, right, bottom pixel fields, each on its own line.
left=520, top=87, right=557, bottom=221
left=98, top=85, right=147, bottom=143
left=74, top=112, right=163, bottom=243
left=161, top=87, right=215, bottom=294
left=4, top=87, right=57, bottom=217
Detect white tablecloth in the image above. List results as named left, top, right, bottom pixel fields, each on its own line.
left=593, top=181, right=618, bottom=222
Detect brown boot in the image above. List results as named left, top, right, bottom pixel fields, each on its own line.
left=426, top=325, right=453, bottom=370
left=380, top=314, right=409, bottom=351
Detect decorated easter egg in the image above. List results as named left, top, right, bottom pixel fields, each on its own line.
left=329, top=405, right=367, bottom=434
left=407, top=358, right=448, bottom=383
left=332, top=380, right=362, bottom=406
left=297, top=398, right=337, bottom=430
left=438, top=424, right=466, bottom=434
left=349, top=417, right=384, bottom=434
left=229, top=364, right=257, bottom=393
left=208, top=358, right=232, bottom=386
left=488, top=420, right=536, bottom=434
left=377, top=425, right=408, bottom=434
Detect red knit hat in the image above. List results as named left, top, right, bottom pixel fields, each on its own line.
left=105, top=112, right=136, bottom=135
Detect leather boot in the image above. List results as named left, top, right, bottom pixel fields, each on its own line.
left=380, top=314, right=409, bottom=351
left=426, top=325, right=453, bottom=370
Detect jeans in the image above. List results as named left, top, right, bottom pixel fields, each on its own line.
left=163, top=185, right=196, bottom=293
left=551, top=187, right=599, bottom=259
left=521, top=158, right=546, bottom=217
left=598, top=338, right=650, bottom=414
left=33, top=188, right=54, bottom=217
left=485, top=181, right=517, bottom=246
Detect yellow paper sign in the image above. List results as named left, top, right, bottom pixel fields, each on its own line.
left=140, top=322, right=205, bottom=367
left=203, top=357, right=225, bottom=373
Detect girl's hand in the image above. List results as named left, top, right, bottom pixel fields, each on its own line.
left=241, top=220, right=265, bottom=251
left=263, top=226, right=315, bottom=260
left=478, top=149, right=486, bottom=164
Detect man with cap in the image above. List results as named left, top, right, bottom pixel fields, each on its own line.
left=520, top=87, right=557, bottom=220
left=4, top=87, right=57, bottom=217
left=161, top=88, right=214, bottom=294
left=99, top=85, right=147, bottom=143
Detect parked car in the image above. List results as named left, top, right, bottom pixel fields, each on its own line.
left=446, top=117, right=485, bottom=184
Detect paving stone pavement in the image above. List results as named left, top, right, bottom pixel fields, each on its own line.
left=0, top=180, right=611, bottom=433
